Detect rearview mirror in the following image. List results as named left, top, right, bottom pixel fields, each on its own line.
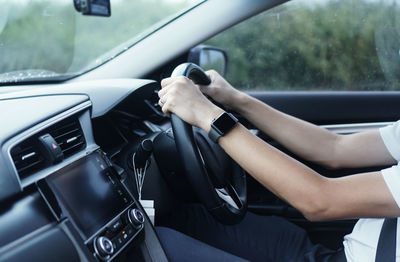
left=188, top=45, right=228, bottom=77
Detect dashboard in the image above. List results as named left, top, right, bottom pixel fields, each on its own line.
left=0, top=79, right=169, bottom=262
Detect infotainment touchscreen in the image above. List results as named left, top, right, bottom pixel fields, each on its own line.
left=46, top=151, right=132, bottom=239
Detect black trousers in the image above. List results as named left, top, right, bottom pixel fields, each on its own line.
left=157, top=204, right=346, bottom=262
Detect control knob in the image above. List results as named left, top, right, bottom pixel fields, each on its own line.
left=127, top=208, right=145, bottom=228
left=94, top=236, right=114, bottom=260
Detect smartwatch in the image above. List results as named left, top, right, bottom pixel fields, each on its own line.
left=208, top=112, right=238, bottom=143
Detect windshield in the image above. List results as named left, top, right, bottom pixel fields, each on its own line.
left=0, top=0, right=203, bottom=84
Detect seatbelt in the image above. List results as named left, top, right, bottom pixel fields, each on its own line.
left=375, top=218, right=397, bottom=262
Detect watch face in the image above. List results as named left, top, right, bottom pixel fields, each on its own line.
left=213, top=113, right=238, bottom=134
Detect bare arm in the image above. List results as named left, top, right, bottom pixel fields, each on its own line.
left=233, top=94, right=396, bottom=168
left=219, top=126, right=400, bottom=220
left=218, top=124, right=400, bottom=220
left=158, top=75, right=400, bottom=221
left=199, top=70, right=396, bottom=169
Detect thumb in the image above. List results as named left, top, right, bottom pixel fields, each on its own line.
left=198, top=84, right=212, bottom=96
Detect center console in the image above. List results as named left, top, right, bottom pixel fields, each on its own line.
left=38, top=150, right=145, bottom=261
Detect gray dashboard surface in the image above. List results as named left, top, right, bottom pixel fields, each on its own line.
left=0, top=78, right=156, bottom=202
left=0, top=78, right=156, bottom=118
left=0, top=94, right=89, bottom=202
left=0, top=95, right=89, bottom=142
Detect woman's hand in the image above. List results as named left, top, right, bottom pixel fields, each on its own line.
left=198, top=70, right=246, bottom=111
left=159, top=76, right=223, bottom=132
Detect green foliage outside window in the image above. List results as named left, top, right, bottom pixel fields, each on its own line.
left=0, top=0, right=190, bottom=79
left=1, top=0, right=400, bottom=91
left=206, top=0, right=400, bottom=91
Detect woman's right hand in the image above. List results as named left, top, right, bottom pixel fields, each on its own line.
left=198, top=70, right=246, bottom=111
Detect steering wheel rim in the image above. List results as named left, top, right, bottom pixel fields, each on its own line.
left=170, top=63, right=247, bottom=225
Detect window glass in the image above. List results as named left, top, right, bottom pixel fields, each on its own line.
left=0, top=0, right=202, bottom=84
left=206, top=0, right=400, bottom=91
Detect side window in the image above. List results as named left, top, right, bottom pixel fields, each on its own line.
left=206, top=0, right=400, bottom=91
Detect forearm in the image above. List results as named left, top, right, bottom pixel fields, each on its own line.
left=218, top=124, right=400, bottom=220
left=232, top=94, right=339, bottom=167
left=230, top=93, right=396, bottom=168
left=197, top=71, right=393, bottom=168
left=218, top=124, right=328, bottom=220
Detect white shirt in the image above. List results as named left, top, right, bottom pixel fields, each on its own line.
left=343, top=120, right=400, bottom=262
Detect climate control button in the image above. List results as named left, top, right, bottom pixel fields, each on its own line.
left=127, top=208, right=145, bottom=228
left=94, top=236, right=114, bottom=260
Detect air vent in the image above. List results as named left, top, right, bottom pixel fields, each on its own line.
left=10, top=115, right=86, bottom=181
left=11, top=140, right=44, bottom=179
left=49, top=118, right=86, bottom=158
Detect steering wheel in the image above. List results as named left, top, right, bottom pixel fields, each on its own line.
left=170, top=63, right=247, bottom=225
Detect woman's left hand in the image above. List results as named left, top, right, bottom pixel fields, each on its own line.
left=159, top=76, right=223, bottom=132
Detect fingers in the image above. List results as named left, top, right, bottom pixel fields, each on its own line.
left=205, top=69, right=219, bottom=80
left=159, top=78, right=173, bottom=98
left=161, top=101, right=171, bottom=117
left=158, top=84, right=170, bottom=99
left=198, top=80, right=215, bottom=99
left=158, top=94, right=172, bottom=117
left=158, top=76, right=201, bottom=118
left=161, top=77, right=174, bottom=88
left=158, top=91, right=170, bottom=107
left=198, top=70, right=219, bottom=95
left=158, top=88, right=170, bottom=116
left=158, top=97, right=165, bottom=107
left=198, top=84, right=210, bottom=94
left=159, top=76, right=189, bottom=98
left=159, top=77, right=181, bottom=117
left=161, top=76, right=190, bottom=88
left=159, top=78, right=181, bottom=117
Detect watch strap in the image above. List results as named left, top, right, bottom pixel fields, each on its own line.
left=208, top=112, right=238, bottom=143
left=208, top=125, right=223, bottom=143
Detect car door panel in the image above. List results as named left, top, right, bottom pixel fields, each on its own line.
left=247, top=91, right=400, bottom=124
left=242, top=90, right=400, bottom=248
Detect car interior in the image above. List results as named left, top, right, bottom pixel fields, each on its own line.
left=1, top=0, right=399, bottom=261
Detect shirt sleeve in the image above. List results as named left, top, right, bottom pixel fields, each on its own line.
left=379, top=120, right=400, bottom=161
left=382, top=164, right=400, bottom=208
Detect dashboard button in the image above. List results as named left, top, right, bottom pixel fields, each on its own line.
left=94, top=236, right=114, bottom=260
left=117, top=235, right=125, bottom=245
left=112, top=235, right=123, bottom=249
left=103, top=240, right=113, bottom=253
left=109, top=219, right=123, bottom=232
left=112, top=228, right=131, bottom=249
left=125, top=225, right=134, bottom=237
left=127, top=208, right=145, bottom=229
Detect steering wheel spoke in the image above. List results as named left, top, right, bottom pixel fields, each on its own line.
left=215, top=184, right=243, bottom=210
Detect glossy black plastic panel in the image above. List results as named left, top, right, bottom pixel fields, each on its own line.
left=248, top=91, right=400, bottom=124
left=0, top=227, right=79, bottom=262
left=0, top=191, right=54, bottom=248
